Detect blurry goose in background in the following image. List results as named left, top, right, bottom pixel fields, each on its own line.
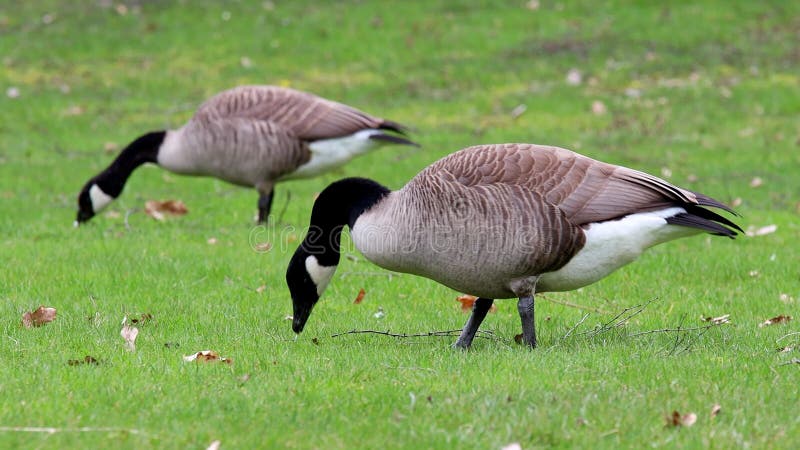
left=75, top=85, right=418, bottom=225
left=286, top=143, right=741, bottom=349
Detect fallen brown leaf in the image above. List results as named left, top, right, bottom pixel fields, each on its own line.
left=666, top=410, right=697, bottom=427
left=591, top=100, right=607, bottom=115
left=746, top=224, right=777, bottom=237
left=183, top=350, right=232, bottom=364
left=129, top=313, right=153, bottom=325
left=759, top=315, right=792, bottom=327
left=710, top=404, right=722, bottom=418
left=144, top=199, right=188, bottom=221
left=749, top=176, right=763, bottom=188
left=354, top=288, right=366, bottom=304
left=68, top=355, right=99, bottom=366
left=120, top=318, right=139, bottom=352
left=456, top=294, right=497, bottom=313
left=21, top=306, right=57, bottom=328
left=256, top=285, right=267, bottom=293
left=701, top=314, right=730, bottom=325
left=254, top=242, right=272, bottom=252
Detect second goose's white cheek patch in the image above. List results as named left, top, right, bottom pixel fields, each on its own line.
left=305, top=255, right=337, bottom=296
left=89, top=184, right=114, bottom=213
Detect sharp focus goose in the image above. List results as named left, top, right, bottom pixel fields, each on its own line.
left=286, top=143, right=741, bottom=349
left=75, top=85, right=418, bottom=225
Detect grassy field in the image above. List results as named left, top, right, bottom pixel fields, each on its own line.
left=1, top=1, right=799, bottom=448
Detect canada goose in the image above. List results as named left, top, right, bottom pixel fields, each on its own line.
left=75, top=85, right=418, bottom=225
left=286, top=143, right=741, bottom=349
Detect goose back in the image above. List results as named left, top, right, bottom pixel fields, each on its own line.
left=157, top=86, right=398, bottom=186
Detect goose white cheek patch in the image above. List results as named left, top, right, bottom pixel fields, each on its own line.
left=305, top=255, right=336, bottom=296
left=89, top=184, right=114, bottom=213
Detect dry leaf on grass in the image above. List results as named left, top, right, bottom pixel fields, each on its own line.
left=777, top=346, right=793, bottom=353
left=120, top=318, right=139, bottom=352
left=701, top=314, right=730, bottom=325
left=749, top=177, right=763, bottom=188
left=591, top=100, right=607, bottom=115
left=501, top=443, right=522, bottom=450
left=183, top=350, right=232, bottom=364
left=207, top=237, right=218, bottom=245
left=456, top=294, right=497, bottom=313
left=256, top=285, right=267, bottom=294
left=710, top=404, right=722, bottom=418
left=746, top=224, right=777, bottom=237
left=206, top=440, right=221, bottom=450
left=666, top=410, right=697, bottom=427
left=354, top=288, right=366, bottom=304
left=254, top=242, right=272, bottom=252
left=144, top=199, right=188, bottom=221
left=21, top=306, right=57, bottom=328
left=759, top=315, right=792, bottom=327
left=68, top=355, right=99, bottom=366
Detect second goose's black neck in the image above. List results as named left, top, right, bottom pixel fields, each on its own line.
left=301, top=177, right=390, bottom=265
left=94, top=130, right=166, bottom=197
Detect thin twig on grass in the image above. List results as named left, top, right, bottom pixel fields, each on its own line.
left=777, top=332, right=800, bottom=342
left=124, top=208, right=137, bottom=230
left=330, top=329, right=503, bottom=342
left=778, top=358, right=800, bottom=366
left=628, top=323, right=726, bottom=337
left=0, top=426, right=145, bottom=435
left=560, top=313, right=590, bottom=341
left=578, top=299, right=657, bottom=337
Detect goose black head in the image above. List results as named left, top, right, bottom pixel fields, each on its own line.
left=286, top=245, right=338, bottom=333
left=285, top=177, right=389, bottom=333
left=74, top=131, right=165, bottom=226
left=75, top=180, right=115, bottom=226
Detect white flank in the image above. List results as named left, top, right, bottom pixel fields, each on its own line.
left=285, top=130, right=381, bottom=180
left=538, top=207, right=699, bottom=292
left=305, top=255, right=337, bottom=296
left=88, top=184, right=114, bottom=213
left=155, top=129, right=194, bottom=173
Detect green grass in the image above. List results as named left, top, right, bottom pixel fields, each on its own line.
left=1, top=1, right=799, bottom=448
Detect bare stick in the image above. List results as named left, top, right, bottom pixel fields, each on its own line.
left=0, top=426, right=145, bottom=435
left=330, top=329, right=502, bottom=342
left=777, top=332, right=800, bottom=342
left=579, top=299, right=656, bottom=337
left=561, top=313, right=590, bottom=340
left=124, top=208, right=137, bottom=230
left=628, top=323, right=725, bottom=337
left=778, top=358, right=800, bottom=366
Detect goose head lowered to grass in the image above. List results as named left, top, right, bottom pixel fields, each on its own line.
left=75, top=85, right=418, bottom=225
left=286, top=143, right=741, bottom=349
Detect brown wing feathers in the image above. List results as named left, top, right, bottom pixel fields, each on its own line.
left=426, top=144, right=739, bottom=236
left=195, top=86, right=406, bottom=141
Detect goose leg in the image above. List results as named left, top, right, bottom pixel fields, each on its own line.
left=453, top=297, right=494, bottom=349
left=257, top=188, right=274, bottom=224
left=517, top=295, right=536, bottom=348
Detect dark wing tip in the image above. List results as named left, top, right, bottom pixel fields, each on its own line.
left=368, top=133, right=420, bottom=147
left=378, top=120, right=412, bottom=136
left=693, top=191, right=740, bottom=217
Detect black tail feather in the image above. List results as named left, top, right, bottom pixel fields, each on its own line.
left=693, top=191, right=739, bottom=216
left=368, top=132, right=420, bottom=147
left=666, top=213, right=738, bottom=238
left=378, top=120, right=411, bottom=136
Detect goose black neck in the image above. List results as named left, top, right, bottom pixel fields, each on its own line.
left=95, top=131, right=165, bottom=197
left=300, top=177, right=390, bottom=266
